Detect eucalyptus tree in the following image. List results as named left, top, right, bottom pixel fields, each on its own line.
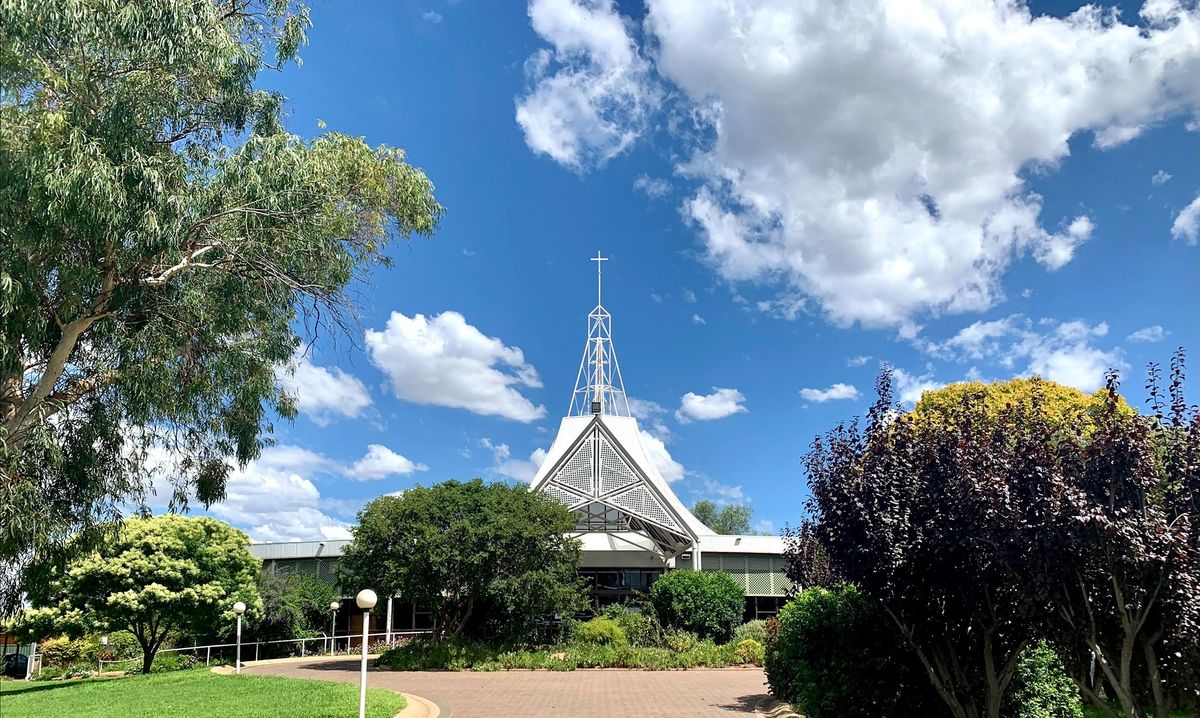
left=0, top=0, right=443, bottom=613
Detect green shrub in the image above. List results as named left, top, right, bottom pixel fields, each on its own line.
left=734, top=639, right=764, bottom=665
left=650, top=570, right=744, bottom=642
left=733, top=620, right=767, bottom=645
left=79, top=631, right=140, bottom=665
left=600, top=603, right=664, bottom=647
left=573, top=617, right=627, bottom=647
left=663, top=629, right=699, bottom=653
left=765, top=585, right=938, bottom=718
left=1005, top=641, right=1083, bottom=718
left=143, top=652, right=199, bottom=674
left=39, top=636, right=84, bottom=667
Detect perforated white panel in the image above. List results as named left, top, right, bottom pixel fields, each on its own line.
left=554, top=437, right=594, bottom=495
left=544, top=483, right=586, bottom=509
left=610, top=485, right=678, bottom=530
left=598, top=438, right=639, bottom=495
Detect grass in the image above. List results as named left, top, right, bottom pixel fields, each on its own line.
left=0, top=668, right=406, bottom=718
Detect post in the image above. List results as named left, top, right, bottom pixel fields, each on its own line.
left=233, top=600, right=247, bottom=674
left=24, top=641, right=36, bottom=681
left=206, top=646, right=211, bottom=666
left=356, top=590, right=378, bottom=718
left=385, top=596, right=394, bottom=646
left=694, top=541, right=703, bottom=571
left=330, top=601, right=340, bottom=655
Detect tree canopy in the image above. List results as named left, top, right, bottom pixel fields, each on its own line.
left=0, top=0, right=442, bottom=613
left=801, top=363, right=1199, bottom=718
left=14, top=515, right=261, bottom=673
left=692, top=500, right=754, bottom=535
left=339, top=480, right=586, bottom=643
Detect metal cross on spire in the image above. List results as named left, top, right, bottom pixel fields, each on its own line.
left=569, top=252, right=631, bottom=417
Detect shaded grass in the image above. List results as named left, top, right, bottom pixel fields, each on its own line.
left=0, top=668, right=406, bottom=718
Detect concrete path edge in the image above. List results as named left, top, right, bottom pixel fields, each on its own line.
left=754, top=696, right=802, bottom=718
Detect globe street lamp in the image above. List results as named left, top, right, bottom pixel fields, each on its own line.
left=329, top=601, right=340, bottom=654
left=233, top=601, right=247, bottom=675
left=355, top=589, right=378, bottom=718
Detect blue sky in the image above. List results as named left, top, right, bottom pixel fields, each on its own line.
left=189, top=0, right=1199, bottom=542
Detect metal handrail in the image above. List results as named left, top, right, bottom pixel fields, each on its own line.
left=97, top=629, right=432, bottom=671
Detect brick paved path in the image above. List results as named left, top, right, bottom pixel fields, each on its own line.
left=245, top=658, right=770, bottom=718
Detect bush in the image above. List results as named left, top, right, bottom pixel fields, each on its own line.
left=1006, top=641, right=1083, bottom=718
left=378, top=637, right=751, bottom=671
left=650, top=570, right=744, bottom=643
left=733, top=620, right=767, bottom=645
left=765, top=585, right=939, bottom=718
left=734, top=639, right=764, bottom=665
left=40, top=636, right=84, bottom=667
left=663, top=629, right=699, bottom=653
left=573, top=617, right=627, bottom=647
left=600, top=603, right=664, bottom=648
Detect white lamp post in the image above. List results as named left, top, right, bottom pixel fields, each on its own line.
left=99, top=635, right=109, bottom=673
left=329, top=601, right=340, bottom=654
left=233, top=601, right=247, bottom=675
left=355, top=589, right=378, bottom=718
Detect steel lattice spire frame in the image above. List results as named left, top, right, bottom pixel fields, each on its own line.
left=568, top=252, right=632, bottom=418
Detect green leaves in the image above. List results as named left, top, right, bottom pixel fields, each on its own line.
left=1, top=0, right=442, bottom=613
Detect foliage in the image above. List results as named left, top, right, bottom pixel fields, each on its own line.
left=339, top=479, right=586, bottom=643
left=734, top=639, right=764, bottom=665
left=781, top=519, right=843, bottom=590
left=662, top=628, right=700, bottom=653
left=0, top=668, right=408, bottom=718
left=377, top=636, right=757, bottom=671
left=910, top=377, right=1131, bottom=431
left=803, top=361, right=1200, bottom=718
left=764, top=585, right=938, bottom=718
left=1006, top=641, right=1083, bottom=718
left=732, top=619, right=767, bottom=645
left=38, top=635, right=82, bottom=668
left=649, top=569, right=744, bottom=643
left=691, top=500, right=753, bottom=534
left=254, top=572, right=338, bottom=643
left=599, top=602, right=664, bottom=648
left=14, top=515, right=261, bottom=673
left=0, top=0, right=442, bottom=613
left=573, top=617, right=627, bottom=647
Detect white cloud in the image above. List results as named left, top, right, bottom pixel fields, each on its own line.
left=639, top=430, right=685, bottom=482
left=753, top=518, right=775, bottom=534
left=519, top=0, right=1200, bottom=327
left=205, top=445, right=353, bottom=543
left=276, top=351, right=372, bottom=426
left=347, top=444, right=428, bottom=480
left=515, top=0, right=656, bottom=170
left=650, top=292, right=663, bottom=303
left=365, top=311, right=546, bottom=422
left=924, top=315, right=1126, bottom=391
left=634, top=174, right=671, bottom=198
left=482, top=438, right=548, bottom=483
left=693, top=476, right=747, bottom=504
left=1152, top=169, right=1173, bottom=185
left=422, top=10, right=442, bottom=23
left=1128, top=325, right=1169, bottom=343
left=799, top=383, right=861, bottom=403
left=675, top=387, right=748, bottom=422
left=628, top=396, right=671, bottom=439
left=1172, top=193, right=1200, bottom=244
left=846, top=355, right=872, bottom=367
left=691, top=313, right=706, bottom=325
left=893, top=368, right=944, bottom=406
left=681, top=289, right=698, bottom=303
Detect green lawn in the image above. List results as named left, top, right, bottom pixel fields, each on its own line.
left=0, top=669, right=406, bottom=718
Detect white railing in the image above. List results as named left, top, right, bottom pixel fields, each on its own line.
left=97, top=630, right=432, bottom=672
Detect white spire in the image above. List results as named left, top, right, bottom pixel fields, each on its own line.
left=568, top=252, right=631, bottom=417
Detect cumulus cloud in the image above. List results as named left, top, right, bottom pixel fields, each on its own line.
left=1128, top=325, right=1169, bottom=343
left=276, top=351, right=372, bottom=426
left=346, top=444, right=429, bottom=480
left=693, top=476, right=747, bottom=504
left=422, top=10, right=442, bottom=24
left=518, top=0, right=1200, bottom=327
left=691, top=313, right=706, bottom=325
left=1173, top=193, right=1200, bottom=244
left=638, top=429, right=686, bottom=482
left=634, top=174, right=671, bottom=198
left=675, top=387, right=748, bottom=423
left=482, top=438, right=548, bottom=483
left=515, top=0, right=656, bottom=169
left=1152, top=169, right=1173, bottom=185
left=924, top=315, right=1127, bottom=391
left=846, top=355, right=872, bottom=367
left=628, top=396, right=671, bottom=439
left=799, top=383, right=861, bottom=403
left=893, top=368, right=944, bottom=406
left=365, top=311, right=546, bottom=422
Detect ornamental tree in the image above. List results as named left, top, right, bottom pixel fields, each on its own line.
left=339, top=480, right=586, bottom=643
left=18, top=515, right=262, bottom=673
left=691, top=500, right=753, bottom=535
left=0, top=0, right=442, bottom=613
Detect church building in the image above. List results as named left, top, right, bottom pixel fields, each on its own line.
left=250, top=256, right=789, bottom=630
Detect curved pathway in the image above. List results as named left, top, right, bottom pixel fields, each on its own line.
left=245, top=658, right=770, bottom=717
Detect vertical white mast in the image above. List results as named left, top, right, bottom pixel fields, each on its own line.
left=569, top=252, right=631, bottom=417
